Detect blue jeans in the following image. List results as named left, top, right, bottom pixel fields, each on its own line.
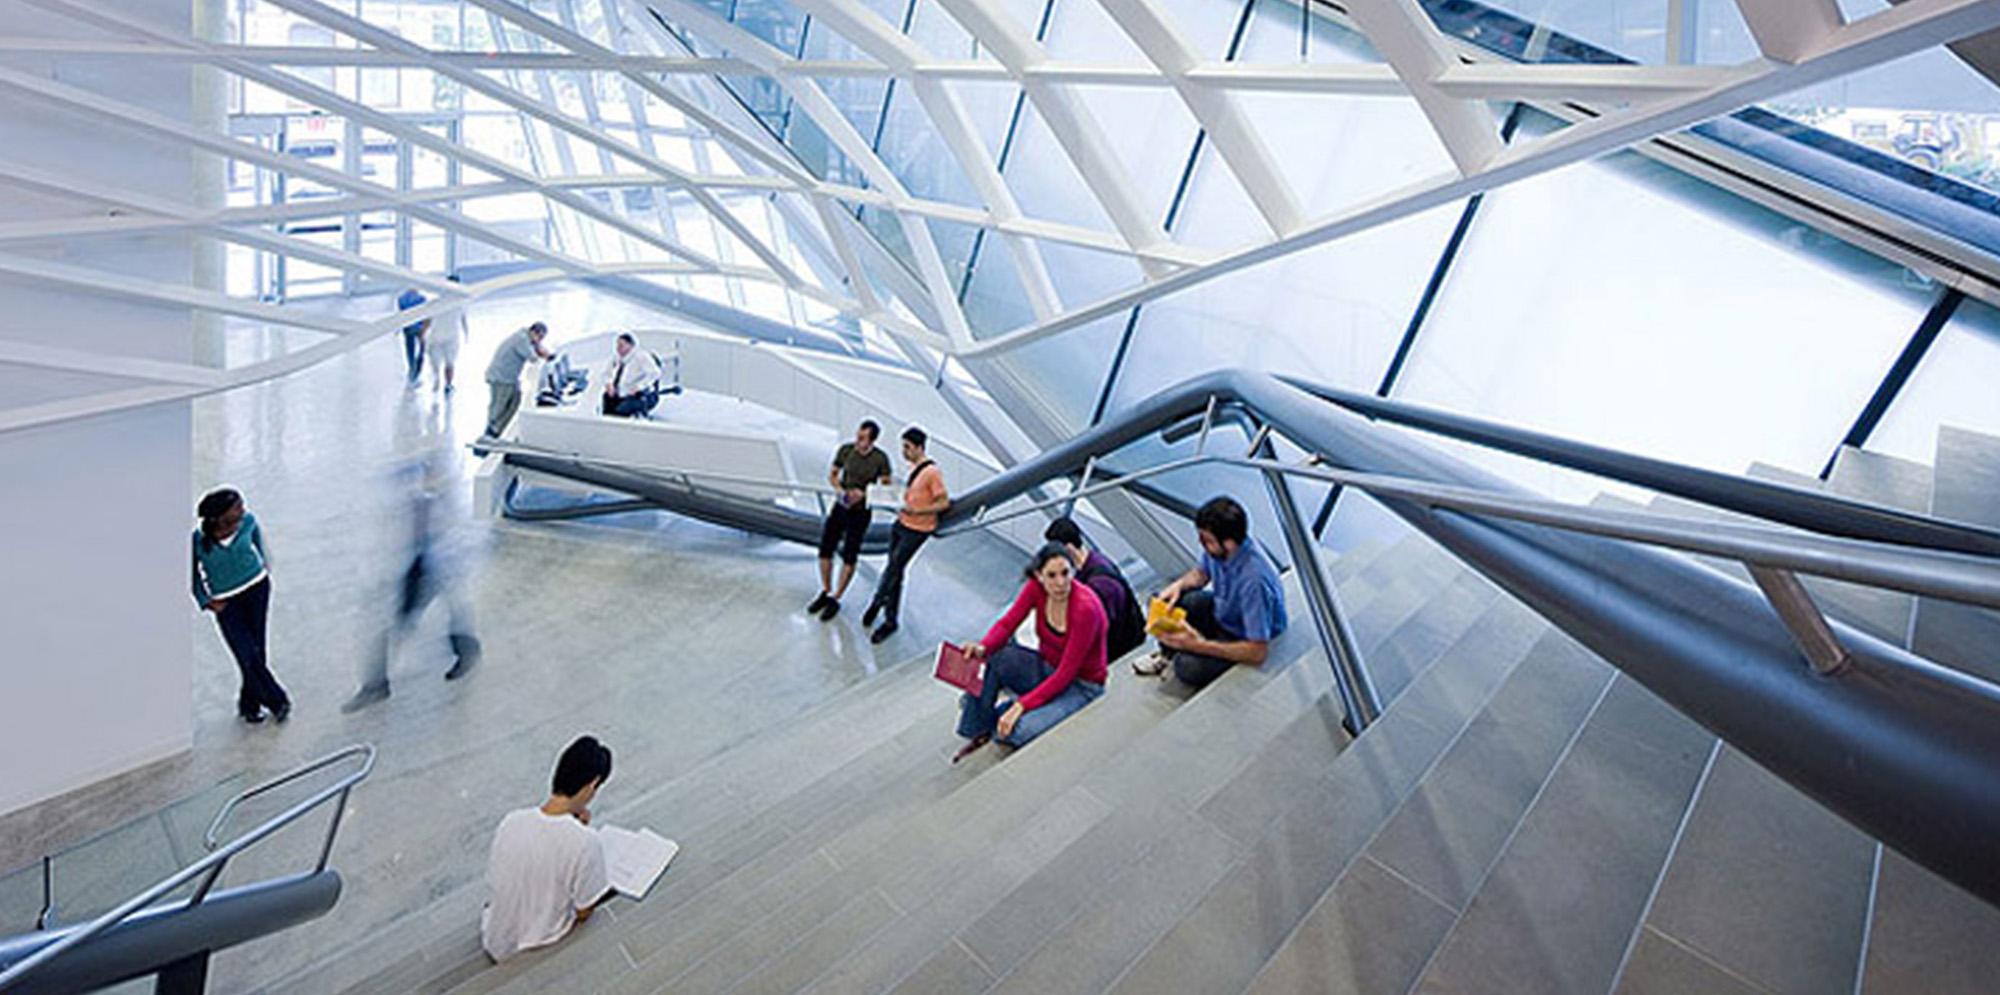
left=401, top=326, right=426, bottom=383
left=957, top=642, right=1104, bottom=747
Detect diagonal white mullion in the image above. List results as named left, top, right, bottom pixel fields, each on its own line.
left=1094, top=0, right=1303, bottom=236
left=645, top=0, right=977, bottom=342
left=0, top=249, right=373, bottom=336
left=1341, top=0, right=1503, bottom=175
left=958, top=0, right=2000, bottom=360
left=0, top=339, right=223, bottom=387
left=258, top=0, right=802, bottom=286
left=429, top=0, right=812, bottom=287
left=1734, top=0, right=1846, bottom=62
left=0, top=60, right=593, bottom=276
left=930, top=0, right=1175, bottom=278
left=767, top=0, right=1063, bottom=318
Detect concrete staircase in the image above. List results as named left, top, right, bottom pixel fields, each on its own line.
left=300, top=429, right=2000, bottom=995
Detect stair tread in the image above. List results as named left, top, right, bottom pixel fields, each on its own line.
left=1410, top=675, right=1715, bottom=995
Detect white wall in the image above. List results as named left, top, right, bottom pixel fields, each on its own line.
left=0, top=0, right=198, bottom=815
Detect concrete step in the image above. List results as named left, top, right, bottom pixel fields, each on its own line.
left=1862, top=425, right=2000, bottom=995
left=1096, top=594, right=1551, bottom=995
left=1409, top=673, right=1715, bottom=995
left=1910, top=425, right=2000, bottom=685
left=1611, top=745, right=1875, bottom=995
left=1238, top=620, right=1609, bottom=995
left=1822, top=446, right=1935, bottom=647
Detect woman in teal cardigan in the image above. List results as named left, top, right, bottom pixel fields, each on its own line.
left=192, top=488, right=290, bottom=723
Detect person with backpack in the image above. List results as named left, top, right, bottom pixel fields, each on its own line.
left=191, top=488, right=291, bottom=723
left=861, top=427, right=948, bottom=644
left=952, top=543, right=1108, bottom=762
left=1044, top=516, right=1144, bottom=662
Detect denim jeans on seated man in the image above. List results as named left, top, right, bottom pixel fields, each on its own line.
left=602, top=388, right=658, bottom=418
left=957, top=642, right=1104, bottom=747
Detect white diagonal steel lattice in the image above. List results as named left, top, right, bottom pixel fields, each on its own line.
left=0, top=0, right=1995, bottom=440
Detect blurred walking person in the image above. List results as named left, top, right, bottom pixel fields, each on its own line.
left=192, top=488, right=290, bottom=724
left=344, top=453, right=482, bottom=712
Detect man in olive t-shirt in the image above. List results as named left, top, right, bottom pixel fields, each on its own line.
left=807, top=420, right=894, bottom=621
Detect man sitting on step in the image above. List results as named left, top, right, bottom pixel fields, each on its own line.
left=481, top=736, right=615, bottom=963
left=1133, top=495, right=1288, bottom=688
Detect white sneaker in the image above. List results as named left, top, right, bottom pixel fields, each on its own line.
left=1132, top=651, right=1171, bottom=677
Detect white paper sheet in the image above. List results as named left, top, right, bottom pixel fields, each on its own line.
left=598, top=826, right=679, bottom=900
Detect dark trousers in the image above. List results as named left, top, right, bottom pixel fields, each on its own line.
left=1170, top=589, right=1238, bottom=688
left=360, top=555, right=480, bottom=689
left=214, top=578, right=289, bottom=717
left=601, top=389, right=658, bottom=418
left=817, top=500, right=869, bottom=565
left=401, top=327, right=426, bottom=383
left=867, top=522, right=929, bottom=625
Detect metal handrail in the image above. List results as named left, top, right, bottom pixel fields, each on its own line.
left=934, top=452, right=2000, bottom=613
left=0, top=744, right=375, bottom=991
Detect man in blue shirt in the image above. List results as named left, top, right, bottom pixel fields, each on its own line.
left=1135, top=495, right=1289, bottom=688
left=397, top=287, right=429, bottom=386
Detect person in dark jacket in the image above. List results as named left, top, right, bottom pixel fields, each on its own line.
left=192, top=488, right=290, bottom=723
left=1043, top=516, right=1144, bottom=661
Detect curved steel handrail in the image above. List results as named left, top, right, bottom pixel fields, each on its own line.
left=0, top=744, right=375, bottom=991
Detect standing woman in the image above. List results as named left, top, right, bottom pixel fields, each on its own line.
left=192, top=488, right=291, bottom=723
left=954, top=543, right=1108, bottom=762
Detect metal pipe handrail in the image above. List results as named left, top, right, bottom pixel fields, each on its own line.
left=935, top=452, right=2000, bottom=613
left=1280, top=375, right=2000, bottom=559
left=0, top=744, right=375, bottom=991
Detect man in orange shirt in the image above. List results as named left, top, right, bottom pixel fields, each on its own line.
left=862, top=427, right=950, bottom=644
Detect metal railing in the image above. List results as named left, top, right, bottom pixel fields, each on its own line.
left=495, top=367, right=2000, bottom=906
left=0, top=744, right=375, bottom=992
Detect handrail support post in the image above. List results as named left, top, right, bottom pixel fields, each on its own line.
left=1261, top=466, right=1381, bottom=732
left=1748, top=565, right=1852, bottom=675
left=35, top=856, right=53, bottom=931
left=1194, top=396, right=1216, bottom=454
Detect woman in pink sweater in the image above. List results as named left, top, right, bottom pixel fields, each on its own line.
left=954, top=543, right=1109, bottom=762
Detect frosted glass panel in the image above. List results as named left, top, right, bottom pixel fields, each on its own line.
left=1869, top=298, right=2000, bottom=463
left=1395, top=147, right=1930, bottom=499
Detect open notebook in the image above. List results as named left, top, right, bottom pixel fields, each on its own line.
left=599, top=826, right=679, bottom=900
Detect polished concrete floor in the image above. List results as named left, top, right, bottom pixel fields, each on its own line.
left=0, top=286, right=1030, bottom=993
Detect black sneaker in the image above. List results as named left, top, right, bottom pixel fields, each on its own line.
left=870, top=621, right=898, bottom=644
left=240, top=710, right=266, bottom=724
left=807, top=592, right=833, bottom=614
left=862, top=602, right=882, bottom=627
left=271, top=703, right=291, bottom=723
left=818, top=597, right=840, bottom=621
left=446, top=635, right=482, bottom=680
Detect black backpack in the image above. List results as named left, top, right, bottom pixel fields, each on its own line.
left=1079, top=556, right=1145, bottom=661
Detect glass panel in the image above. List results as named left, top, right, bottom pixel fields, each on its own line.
left=1869, top=296, right=2000, bottom=462
left=1393, top=144, right=1933, bottom=498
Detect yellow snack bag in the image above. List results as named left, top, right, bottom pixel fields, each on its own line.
left=1146, top=596, right=1188, bottom=636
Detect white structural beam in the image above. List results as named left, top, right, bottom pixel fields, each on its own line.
left=758, top=0, right=1064, bottom=318
left=0, top=249, right=373, bottom=337
left=640, top=0, right=977, bottom=343
left=1342, top=0, right=1504, bottom=174
left=931, top=0, right=1177, bottom=277
left=11, top=41, right=1762, bottom=101
left=958, top=0, right=2000, bottom=361
left=1095, top=0, right=1303, bottom=235
left=1734, top=0, right=1847, bottom=62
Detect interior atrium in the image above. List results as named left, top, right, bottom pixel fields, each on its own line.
left=2, top=0, right=2000, bottom=993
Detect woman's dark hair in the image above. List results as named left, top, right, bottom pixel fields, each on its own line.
left=1043, top=516, right=1086, bottom=549
left=1195, top=496, right=1249, bottom=545
left=197, top=488, right=243, bottom=551
left=552, top=735, right=613, bottom=797
left=1024, top=542, right=1072, bottom=581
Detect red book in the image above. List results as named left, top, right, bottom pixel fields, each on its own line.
left=933, top=642, right=984, bottom=694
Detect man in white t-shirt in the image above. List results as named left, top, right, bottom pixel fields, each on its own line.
left=481, top=736, right=614, bottom=963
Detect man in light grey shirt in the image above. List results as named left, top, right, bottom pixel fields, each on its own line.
left=484, top=321, right=552, bottom=440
